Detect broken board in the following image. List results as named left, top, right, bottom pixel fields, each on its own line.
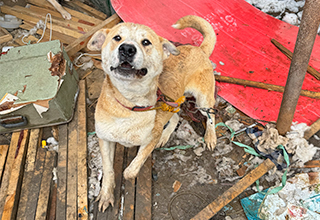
left=0, top=40, right=78, bottom=133
left=111, top=0, right=320, bottom=125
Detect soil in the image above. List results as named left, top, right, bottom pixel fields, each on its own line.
left=81, top=67, right=320, bottom=220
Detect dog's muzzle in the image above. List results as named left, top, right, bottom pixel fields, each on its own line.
left=110, top=43, right=148, bottom=78
left=119, top=43, right=136, bottom=63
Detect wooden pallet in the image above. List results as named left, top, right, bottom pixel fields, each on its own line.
left=0, top=80, right=88, bottom=220
left=0, top=80, right=152, bottom=219
left=93, top=147, right=152, bottom=220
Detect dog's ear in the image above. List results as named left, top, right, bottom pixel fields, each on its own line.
left=160, top=37, right=180, bottom=58
left=87, top=29, right=110, bottom=51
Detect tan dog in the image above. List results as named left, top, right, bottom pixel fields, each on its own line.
left=87, top=15, right=217, bottom=211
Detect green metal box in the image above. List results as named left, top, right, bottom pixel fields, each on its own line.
left=0, top=40, right=79, bottom=133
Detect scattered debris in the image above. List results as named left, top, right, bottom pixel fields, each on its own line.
left=215, top=157, right=241, bottom=182
left=172, top=180, right=182, bottom=192
left=164, top=118, right=204, bottom=148
left=45, top=137, right=59, bottom=152
left=193, top=146, right=205, bottom=156
left=0, top=15, right=21, bottom=30
left=242, top=172, right=320, bottom=219
left=87, top=134, right=103, bottom=212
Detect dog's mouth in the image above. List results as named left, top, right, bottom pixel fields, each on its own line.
left=110, top=62, right=148, bottom=78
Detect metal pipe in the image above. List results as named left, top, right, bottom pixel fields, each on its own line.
left=276, top=0, right=320, bottom=135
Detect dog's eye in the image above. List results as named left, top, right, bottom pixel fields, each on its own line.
left=142, top=39, right=152, bottom=46
left=113, top=35, right=122, bottom=41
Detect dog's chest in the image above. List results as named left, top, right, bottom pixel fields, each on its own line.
left=96, top=111, right=156, bottom=147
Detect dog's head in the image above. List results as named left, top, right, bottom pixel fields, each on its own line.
left=87, top=23, right=179, bottom=81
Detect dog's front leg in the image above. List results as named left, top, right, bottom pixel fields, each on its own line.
left=97, top=139, right=116, bottom=212
left=124, top=112, right=174, bottom=180
left=123, top=140, right=157, bottom=180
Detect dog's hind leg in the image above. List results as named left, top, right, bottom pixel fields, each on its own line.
left=195, top=92, right=217, bottom=150
left=97, top=139, right=116, bottom=212
left=155, top=113, right=179, bottom=148
left=188, top=73, right=217, bottom=150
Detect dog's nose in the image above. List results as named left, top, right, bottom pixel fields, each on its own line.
left=119, top=44, right=136, bottom=62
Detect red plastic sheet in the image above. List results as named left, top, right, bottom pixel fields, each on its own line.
left=111, top=0, right=320, bottom=125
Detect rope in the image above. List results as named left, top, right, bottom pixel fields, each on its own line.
left=21, top=13, right=53, bottom=44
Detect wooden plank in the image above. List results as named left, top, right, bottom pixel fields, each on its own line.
left=96, top=144, right=126, bottom=219
left=72, top=1, right=107, bottom=20
left=0, top=27, right=13, bottom=44
left=2, top=130, right=29, bottom=220
left=24, top=147, right=46, bottom=220
left=0, top=133, right=20, bottom=219
left=12, top=5, right=93, bottom=33
left=27, top=0, right=103, bottom=25
left=0, top=131, right=27, bottom=219
left=56, top=124, right=68, bottom=220
left=19, top=23, right=76, bottom=45
left=27, top=4, right=96, bottom=28
left=67, top=101, right=79, bottom=220
left=15, top=35, right=39, bottom=45
left=123, top=147, right=137, bottom=220
left=191, top=159, right=276, bottom=220
left=271, top=38, right=320, bottom=80
left=304, top=117, right=320, bottom=140
left=103, top=144, right=125, bottom=219
left=304, top=160, right=320, bottom=168
left=0, top=145, right=9, bottom=181
left=65, top=14, right=121, bottom=57
left=1, top=6, right=84, bottom=38
left=17, top=129, right=42, bottom=219
left=135, top=155, right=152, bottom=220
left=29, top=5, right=96, bottom=27
left=77, top=80, right=88, bottom=219
left=35, top=151, right=55, bottom=220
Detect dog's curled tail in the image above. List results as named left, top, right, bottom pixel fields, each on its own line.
left=172, top=15, right=216, bottom=57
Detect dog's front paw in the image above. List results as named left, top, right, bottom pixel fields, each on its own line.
left=96, top=187, right=114, bottom=212
left=123, top=163, right=140, bottom=180
left=204, top=132, right=217, bottom=151
left=62, top=11, right=72, bottom=20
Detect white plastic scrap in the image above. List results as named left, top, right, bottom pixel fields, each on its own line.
left=249, top=123, right=319, bottom=168
left=256, top=124, right=288, bottom=154
left=215, top=157, right=240, bottom=181
left=259, top=172, right=320, bottom=219
left=46, top=137, right=59, bottom=152
left=164, top=119, right=204, bottom=148
left=287, top=123, right=320, bottom=167
left=245, top=0, right=305, bottom=14
left=225, top=119, right=244, bottom=132
left=282, top=12, right=300, bottom=25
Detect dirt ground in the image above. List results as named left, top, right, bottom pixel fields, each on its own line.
left=82, top=68, right=320, bottom=219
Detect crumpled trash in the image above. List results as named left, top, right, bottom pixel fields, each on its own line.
left=248, top=123, right=319, bottom=167
left=0, top=15, right=22, bottom=30
left=241, top=172, right=320, bottom=220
